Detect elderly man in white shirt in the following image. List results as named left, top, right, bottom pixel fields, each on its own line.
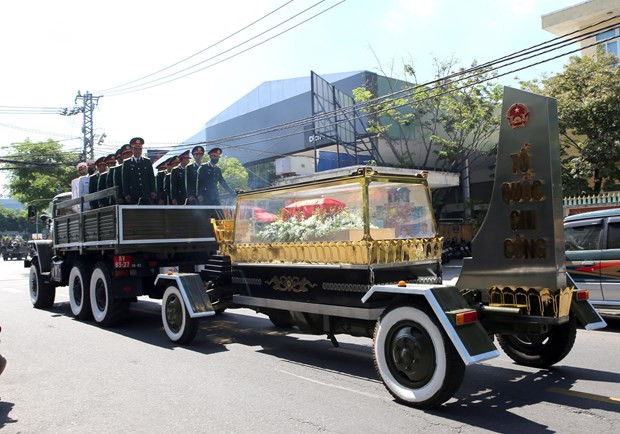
left=71, top=162, right=91, bottom=212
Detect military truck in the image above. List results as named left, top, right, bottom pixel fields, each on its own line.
left=2, top=239, right=28, bottom=261
left=27, top=87, right=606, bottom=408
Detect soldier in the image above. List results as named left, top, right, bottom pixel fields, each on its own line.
left=113, top=144, right=133, bottom=204
left=170, top=150, right=190, bottom=205
left=105, top=148, right=123, bottom=204
left=163, top=155, right=180, bottom=205
left=196, top=147, right=235, bottom=206
left=185, top=145, right=204, bottom=204
left=122, top=137, right=156, bottom=205
left=155, top=157, right=169, bottom=205
left=88, top=156, right=107, bottom=209
left=97, top=154, right=115, bottom=206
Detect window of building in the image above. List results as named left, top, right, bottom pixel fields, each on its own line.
left=596, top=29, right=619, bottom=57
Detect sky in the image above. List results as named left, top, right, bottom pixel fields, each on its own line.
left=0, top=0, right=582, bottom=196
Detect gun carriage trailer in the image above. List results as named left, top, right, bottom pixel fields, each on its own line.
left=26, top=88, right=606, bottom=408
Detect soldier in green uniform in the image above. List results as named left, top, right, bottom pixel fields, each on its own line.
left=163, top=155, right=179, bottom=205
left=185, top=145, right=204, bottom=205
left=171, top=150, right=190, bottom=205
left=105, top=148, right=123, bottom=205
left=196, top=147, right=235, bottom=205
left=97, top=154, right=115, bottom=206
left=122, top=137, right=156, bottom=205
left=155, top=157, right=169, bottom=205
left=88, top=156, right=107, bottom=209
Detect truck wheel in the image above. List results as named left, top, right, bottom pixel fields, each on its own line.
left=90, top=262, right=128, bottom=327
left=373, top=304, right=465, bottom=408
left=496, top=315, right=577, bottom=368
left=162, top=285, right=198, bottom=344
left=68, top=262, right=93, bottom=320
left=29, top=260, right=55, bottom=308
left=267, top=310, right=295, bottom=328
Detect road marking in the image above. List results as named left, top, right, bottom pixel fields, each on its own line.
left=547, top=387, right=620, bottom=405
left=279, top=369, right=387, bottom=400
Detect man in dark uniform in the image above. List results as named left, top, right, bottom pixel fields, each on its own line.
left=185, top=145, right=204, bottom=205
left=163, top=155, right=179, bottom=205
left=97, top=154, right=115, bottom=206
left=155, top=157, right=169, bottom=205
left=113, top=144, right=133, bottom=204
left=88, top=156, right=107, bottom=209
left=122, top=137, right=156, bottom=205
left=196, top=147, right=235, bottom=205
left=170, top=150, right=190, bottom=205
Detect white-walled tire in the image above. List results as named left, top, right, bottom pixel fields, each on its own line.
left=69, top=262, right=93, bottom=319
left=90, top=262, right=127, bottom=327
left=373, top=304, right=465, bottom=408
left=29, top=260, right=55, bottom=308
left=162, top=285, right=198, bottom=344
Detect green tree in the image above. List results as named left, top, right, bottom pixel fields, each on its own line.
left=521, top=52, right=620, bottom=195
left=1, top=139, right=79, bottom=211
left=353, top=57, right=502, bottom=173
left=219, top=157, right=249, bottom=191
left=0, top=206, right=35, bottom=235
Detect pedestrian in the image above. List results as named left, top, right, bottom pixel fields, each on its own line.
left=155, top=157, right=169, bottom=205
left=88, top=156, right=107, bottom=209
left=121, top=137, right=156, bottom=205
left=186, top=145, right=204, bottom=205
left=164, top=155, right=179, bottom=205
left=71, top=161, right=91, bottom=212
left=171, top=150, right=190, bottom=205
left=196, top=147, right=235, bottom=206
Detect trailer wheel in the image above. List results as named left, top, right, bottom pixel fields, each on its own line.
left=68, top=262, right=93, bottom=320
left=373, top=304, right=465, bottom=408
left=497, top=315, right=577, bottom=368
left=90, top=262, right=128, bottom=327
left=29, top=260, right=55, bottom=309
left=161, top=285, right=198, bottom=344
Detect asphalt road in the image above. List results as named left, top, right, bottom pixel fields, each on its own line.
left=0, top=259, right=619, bottom=433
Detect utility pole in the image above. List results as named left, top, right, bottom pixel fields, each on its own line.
left=61, top=91, right=101, bottom=161
left=75, top=91, right=101, bottom=161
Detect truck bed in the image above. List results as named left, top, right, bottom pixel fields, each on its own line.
left=53, top=205, right=220, bottom=254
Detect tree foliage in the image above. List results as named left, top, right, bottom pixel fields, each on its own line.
left=219, top=157, right=249, bottom=191
left=2, top=139, right=79, bottom=211
left=353, top=57, right=502, bottom=173
left=0, top=206, right=34, bottom=235
left=521, top=52, right=620, bottom=195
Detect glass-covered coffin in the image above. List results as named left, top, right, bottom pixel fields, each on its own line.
left=214, top=169, right=443, bottom=266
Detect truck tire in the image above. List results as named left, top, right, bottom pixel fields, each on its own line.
left=161, top=285, right=198, bottom=344
left=90, top=262, right=128, bottom=327
left=68, top=262, right=93, bottom=320
left=267, top=310, right=295, bottom=328
left=373, top=304, right=465, bottom=408
left=496, top=315, right=577, bottom=368
left=29, top=260, right=55, bottom=309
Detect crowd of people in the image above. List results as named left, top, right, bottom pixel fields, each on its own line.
left=71, top=138, right=236, bottom=209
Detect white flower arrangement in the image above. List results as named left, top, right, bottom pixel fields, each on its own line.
left=257, top=210, right=366, bottom=243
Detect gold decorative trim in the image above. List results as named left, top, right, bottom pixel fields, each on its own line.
left=266, top=276, right=317, bottom=293
left=488, top=286, right=573, bottom=318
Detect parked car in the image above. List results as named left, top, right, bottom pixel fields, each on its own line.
left=564, top=208, right=620, bottom=316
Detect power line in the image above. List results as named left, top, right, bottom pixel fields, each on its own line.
left=96, top=0, right=297, bottom=94
left=154, top=17, right=620, bottom=154
left=103, top=0, right=347, bottom=97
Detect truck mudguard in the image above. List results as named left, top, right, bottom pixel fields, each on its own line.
left=362, top=284, right=500, bottom=365
left=30, top=240, right=53, bottom=272
left=154, top=273, right=216, bottom=319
